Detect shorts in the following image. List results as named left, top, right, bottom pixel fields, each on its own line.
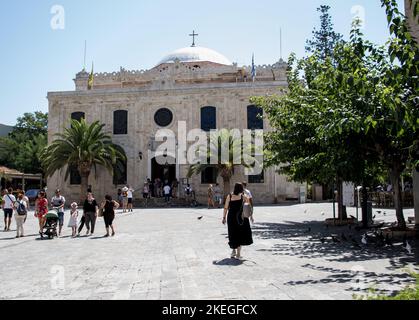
left=3, top=209, right=13, bottom=219
left=57, top=212, right=65, bottom=227
left=128, top=198, right=133, bottom=204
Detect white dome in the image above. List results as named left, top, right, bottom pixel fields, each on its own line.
left=157, top=46, right=232, bottom=66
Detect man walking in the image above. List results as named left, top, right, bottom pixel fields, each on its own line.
left=2, top=188, right=16, bottom=232
left=51, top=189, right=66, bottom=237
left=242, top=182, right=255, bottom=223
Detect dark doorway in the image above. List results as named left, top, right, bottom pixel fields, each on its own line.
left=151, top=157, right=176, bottom=185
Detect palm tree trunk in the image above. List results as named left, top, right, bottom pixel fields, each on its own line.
left=80, top=174, right=89, bottom=203
left=390, top=163, right=406, bottom=229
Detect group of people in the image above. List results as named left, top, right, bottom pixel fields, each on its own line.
left=1, top=188, right=120, bottom=239
left=2, top=181, right=255, bottom=259
left=141, top=178, right=179, bottom=201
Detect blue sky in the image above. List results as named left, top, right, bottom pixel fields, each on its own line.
left=0, top=0, right=405, bottom=125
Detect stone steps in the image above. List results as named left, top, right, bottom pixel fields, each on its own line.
left=133, top=197, right=200, bottom=208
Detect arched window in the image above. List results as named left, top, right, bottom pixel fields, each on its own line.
left=69, top=165, right=81, bottom=185
left=71, top=112, right=85, bottom=122
left=113, top=159, right=127, bottom=185
left=113, top=110, right=128, bottom=135
left=247, top=105, right=264, bottom=130
left=201, top=106, right=216, bottom=132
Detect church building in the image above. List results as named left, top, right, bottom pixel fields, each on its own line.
left=47, top=37, right=303, bottom=204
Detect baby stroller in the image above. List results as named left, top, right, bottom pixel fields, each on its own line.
left=42, top=210, right=59, bottom=239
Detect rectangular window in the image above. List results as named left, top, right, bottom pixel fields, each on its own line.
left=248, top=170, right=265, bottom=184
left=201, top=167, right=217, bottom=184
left=70, top=165, right=81, bottom=185
left=114, top=110, right=128, bottom=135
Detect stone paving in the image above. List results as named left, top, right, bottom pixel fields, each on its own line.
left=0, top=203, right=417, bottom=300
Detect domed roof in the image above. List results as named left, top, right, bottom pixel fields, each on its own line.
left=157, top=46, right=232, bottom=66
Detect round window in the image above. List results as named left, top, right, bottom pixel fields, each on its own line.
left=154, top=108, right=173, bottom=127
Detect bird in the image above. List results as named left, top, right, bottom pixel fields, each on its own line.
left=321, top=212, right=325, bottom=216
left=332, top=235, right=341, bottom=243
left=304, top=209, right=307, bottom=214
left=341, top=233, right=348, bottom=242
left=377, top=210, right=382, bottom=214
left=361, top=234, right=368, bottom=245
left=383, top=212, right=387, bottom=216
left=320, top=237, right=326, bottom=244
left=405, top=241, right=412, bottom=255
left=198, top=216, right=203, bottom=220
left=373, top=215, right=376, bottom=220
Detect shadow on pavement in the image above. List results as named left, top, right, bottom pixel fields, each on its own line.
left=213, top=258, right=244, bottom=266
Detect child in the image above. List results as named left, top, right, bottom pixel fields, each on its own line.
left=68, top=202, right=79, bottom=237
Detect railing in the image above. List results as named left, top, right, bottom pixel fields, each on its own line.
left=362, top=191, right=414, bottom=208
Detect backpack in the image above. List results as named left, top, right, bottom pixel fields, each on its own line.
left=16, top=200, right=27, bottom=216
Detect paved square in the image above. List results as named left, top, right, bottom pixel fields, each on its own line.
left=0, top=203, right=417, bottom=300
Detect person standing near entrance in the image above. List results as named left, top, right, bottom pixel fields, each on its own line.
left=83, top=193, right=98, bottom=236
left=127, top=186, right=134, bottom=213
left=172, top=179, right=179, bottom=199
left=214, top=183, right=222, bottom=208
left=2, top=188, right=15, bottom=232
left=121, top=186, right=129, bottom=213
left=163, top=184, right=171, bottom=203
left=222, top=183, right=254, bottom=259
left=51, top=189, right=66, bottom=237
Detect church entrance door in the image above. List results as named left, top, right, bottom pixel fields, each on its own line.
left=151, top=157, right=176, bottom=185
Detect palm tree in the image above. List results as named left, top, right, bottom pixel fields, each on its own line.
left=187, top=129, right=259, bottom=200
left=41, top=119, right=126, bottom=200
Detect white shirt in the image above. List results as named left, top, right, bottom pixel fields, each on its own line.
left=163, top=186, right=171, bottom=195
left=51, top=196, right=66, bottom=213
left=127, top=189, right=133, bottom=198
left=244, top=189, right=253, bottom=199
left=2, top=194, right=16, bottom=209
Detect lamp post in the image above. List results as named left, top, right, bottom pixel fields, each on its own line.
left=356, top=186, right=362, bottom=221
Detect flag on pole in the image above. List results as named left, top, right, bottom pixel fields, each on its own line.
left=88, top=62, right=94, bottom=90
left=251, top=54, right=256, bottom=82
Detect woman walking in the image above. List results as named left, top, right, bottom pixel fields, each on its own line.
left=35, top=190, right=48, bottom=237
left=100, top=195, right=119, bottom=237
left=222, top=183, right=253, bottom=259
left=83, top=193, right=98, bottom=236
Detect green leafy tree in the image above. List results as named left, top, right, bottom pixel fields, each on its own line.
left=0, top=111, right=48, bottom=174
left=253, top=1, right=418, bottom=227
left=305, top=5, right=344, bottom=61
left=41, top=119, right=126, bottom=201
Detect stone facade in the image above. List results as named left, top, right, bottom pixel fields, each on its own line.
left=47, top=47, right=303, bottom=204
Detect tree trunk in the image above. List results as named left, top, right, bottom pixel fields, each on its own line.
left=337, top=178, right=346, bottom=221
left=390, top=163, right=406, bottom=229
left=223, top=177, right=231, bottom=202
left=361, top=183, right=369, bottom=228
left=80, top=173, right=89, bottom=204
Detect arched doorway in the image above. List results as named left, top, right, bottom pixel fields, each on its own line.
left=151, top=157, right=176, bottom=185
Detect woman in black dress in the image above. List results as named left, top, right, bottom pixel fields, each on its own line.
left=222, top=183, right=253, bottom=259
left=100, top=195, right=120, bottom=237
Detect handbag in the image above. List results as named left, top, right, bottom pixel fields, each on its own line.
left=98, top=208, right=104, bottom=217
